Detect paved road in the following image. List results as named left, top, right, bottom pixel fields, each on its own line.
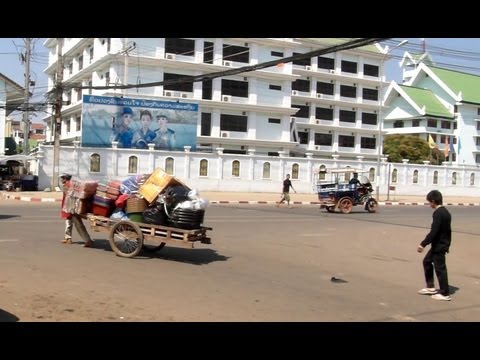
left=1, top=198, right=480, bottom=322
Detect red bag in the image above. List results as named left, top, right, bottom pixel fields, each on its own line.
left=115, top=194, right=129, bottom=209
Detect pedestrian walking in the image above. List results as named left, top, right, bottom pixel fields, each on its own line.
left=417, top=190, right=452, bottom=301
left=276, top=174, right=296, bottom=208
left=60, top=173, right=94, bottom=247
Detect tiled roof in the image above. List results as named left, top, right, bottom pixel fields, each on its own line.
left=429, top=66, right=480, bottom=104
left=30, top=123, right=45, bottom=130
left=399, top=85, right=452, bottom=118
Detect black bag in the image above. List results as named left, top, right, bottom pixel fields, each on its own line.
left=143, top=205, right=169, bottom=225
left=163, top=185, right=190, bottom=209
left=168, top=208, right=205, bottom=230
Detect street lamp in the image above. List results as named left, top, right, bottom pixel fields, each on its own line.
left=376, top=39, right=408, bottom=200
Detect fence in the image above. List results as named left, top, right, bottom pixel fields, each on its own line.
left=32, top=143, right=480, bottom=198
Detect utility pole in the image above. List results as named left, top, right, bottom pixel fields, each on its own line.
left=124, top=38, right=129, bottom=97
left=122, top=39, right=136, bottom=96
left=52, top=38, right=64, bottom=190
left=22, top=38, right=31, bottom=155
left=376, top=40, right=408, bottom=201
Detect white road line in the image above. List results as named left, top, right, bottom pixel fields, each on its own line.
left=210, top=218, right=320, bottom=223
left=390, top=314, right=418, bottom=322
left=0, top=239, right=20, bottom=242
left=299, top=233, right=332, bottom=237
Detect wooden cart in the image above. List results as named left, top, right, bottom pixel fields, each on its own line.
left=87, top=214, right=212, bottom=258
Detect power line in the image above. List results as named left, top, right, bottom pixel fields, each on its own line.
left=66, top=38, right=387, bottom=92
left=382, top=39, right=480, bottom=76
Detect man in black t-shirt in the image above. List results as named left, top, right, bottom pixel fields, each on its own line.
left=276, top=174, right=296, bottom=208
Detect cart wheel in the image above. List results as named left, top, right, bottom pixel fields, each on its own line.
left=326, top=206, right=335, bottom=213
left=142, top=242, right=166, bottom=253
left=338, top=197, right=353, bottom=214
left=109, top=220, right=144, bottom=258
left=366, top=198, right=378, bottom=213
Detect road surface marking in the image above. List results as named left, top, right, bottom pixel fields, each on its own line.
left=299, top=233, right=331, bottom=237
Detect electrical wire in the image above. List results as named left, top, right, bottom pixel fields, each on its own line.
left=65, top=38, right=387, bottom=92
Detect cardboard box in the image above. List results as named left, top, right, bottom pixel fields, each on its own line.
left=71, top=180, right=98, bottom=199
left=139, top=168, right=189, bottom=203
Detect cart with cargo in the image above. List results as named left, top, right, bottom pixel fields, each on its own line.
left=87, top=214, right=212, bottom=258
left=82, top=167, right=212, bottom=258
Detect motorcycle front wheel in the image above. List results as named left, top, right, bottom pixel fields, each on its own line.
left=366, top=198, right=378, bottom=213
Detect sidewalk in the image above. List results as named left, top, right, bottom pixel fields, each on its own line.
left=1, top=190, right=480, bottom=206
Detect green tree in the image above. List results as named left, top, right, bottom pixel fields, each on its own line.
left=383, top=135, right=445, bottom=164
left=429, top=147, right=446, bottom=166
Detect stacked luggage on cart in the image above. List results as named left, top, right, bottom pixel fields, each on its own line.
left=71, top=168, right=208, bottom=231
left=64, top=179, right=98, bottom=215
left=138, top=168, right=207, bottom=230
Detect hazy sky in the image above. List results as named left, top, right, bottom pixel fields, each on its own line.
left=383, top=38, right=480, bottom=83
left=1, top=38, right=480, bottom=122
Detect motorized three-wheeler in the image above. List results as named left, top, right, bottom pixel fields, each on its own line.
left=316, top=168, right=378, bottom=214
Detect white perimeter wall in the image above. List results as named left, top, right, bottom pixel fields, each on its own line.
left=34, top=143, right=480, bottom=197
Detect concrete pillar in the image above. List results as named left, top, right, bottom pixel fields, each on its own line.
left=110, top=142, right=119, bottom=178
left=402, top=159, right=409, bottom=186
left=216, top=148, right=224, bottom=180
left=332, top=154, right=340, bottom=168
left=184, top=146, right=191, bottom=179
left=423, top=161, right=430, bottom=186
left=73, top=140, right=80, bottom=176
left=148, top=143, right=155, bottom=173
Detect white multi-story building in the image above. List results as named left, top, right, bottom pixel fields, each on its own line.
left=33, top=40, right=480, bottom=196
left=42, top=38, right=388, bottom=160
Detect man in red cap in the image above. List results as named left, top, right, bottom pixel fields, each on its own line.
left=60, top=173, right=94, bottom=247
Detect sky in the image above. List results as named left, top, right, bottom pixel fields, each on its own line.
left=1, top=38, right=480, bottom=123
left=383, top=38, right=480, bottom=83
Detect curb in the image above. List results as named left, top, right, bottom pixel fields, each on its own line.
left=1, top=193, right=61, bottom=202
left=2, top=193, right=479, bottom=206
left=209, top=200, right=480, bottom=206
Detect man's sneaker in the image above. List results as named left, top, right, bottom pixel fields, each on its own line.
left=431, top=293, right=451, bottom=301
left=418, top=287, right=437, bottom=295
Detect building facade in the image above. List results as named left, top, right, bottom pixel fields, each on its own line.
left=37, top=38, right=480, bottom=196
left=0, top=73, right=25, bottom=155
left=384, top=59, right=480, bottom=166
left=42, top=38, right=388, bottom=161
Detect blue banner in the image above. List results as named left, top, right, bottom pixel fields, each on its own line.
left=81, top=95, right=198, bottom=150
